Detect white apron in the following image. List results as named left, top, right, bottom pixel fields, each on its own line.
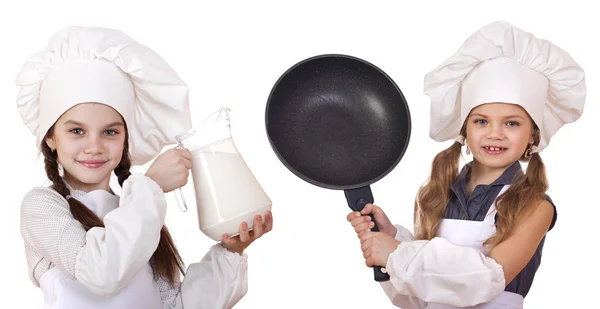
left=38, top=190, right=164, bottom=309
left=427, top=184, right=523, bottom=309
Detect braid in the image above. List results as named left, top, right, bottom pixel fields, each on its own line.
left=113, top=145, right=132, bottom=187
left=42, top=140, right=68, bottom=196
left=112, top=136, right=186, bottom=285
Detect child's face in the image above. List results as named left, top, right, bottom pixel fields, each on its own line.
left=465, top=103, right=534, bottom=170
left=45, top=103, right=126, bottom=192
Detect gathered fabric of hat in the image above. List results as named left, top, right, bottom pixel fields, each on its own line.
left=16, top=26, right=272, bottom=309
left=347, top=21, right=585, bottom=309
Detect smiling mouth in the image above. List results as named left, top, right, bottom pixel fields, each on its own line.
left=482, top=146, right=508, bottom=155
left=77, top=160, right=107, bottom=169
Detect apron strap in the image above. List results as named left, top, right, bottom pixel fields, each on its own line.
left=482, top=184, right=511, bottom=224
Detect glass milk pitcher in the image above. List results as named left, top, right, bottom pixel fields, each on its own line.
left=174, top=107, right=272, bottom=241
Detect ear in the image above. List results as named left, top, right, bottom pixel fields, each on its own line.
left=529, top=132, right=535, bottom=145
left=45, top=137, right=56, bottom=151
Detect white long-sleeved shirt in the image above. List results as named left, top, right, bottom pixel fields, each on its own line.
left=20, top=174, right=248, bottom=308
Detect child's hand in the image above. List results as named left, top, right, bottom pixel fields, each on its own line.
left=221, top=211, right=273, bottom=255
left=346, top=203, right=396, bottom=238
left=145, top=148, right=192, bottom=192
left=358, top=230, right=400, bottom=267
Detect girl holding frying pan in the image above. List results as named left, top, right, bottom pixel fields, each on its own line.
left=348, top=21, right=586, bottom=309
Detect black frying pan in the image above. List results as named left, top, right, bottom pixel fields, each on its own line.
left=265, top=54, right=411, bottom=282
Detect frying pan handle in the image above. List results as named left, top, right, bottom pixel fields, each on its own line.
left=344, top=186, right=391, bottom=282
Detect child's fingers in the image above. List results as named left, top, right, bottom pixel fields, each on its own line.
left=360, top=203, right=375, bottom=215
left=263, top=211, right=273, bottom=233
left=239, top=222, right=250, bottom=243
left=350, top=215, right=371, bottom=227
left=347, top=211, right=361, bottom=222
left=221, top=233, right=235, bottom=246
left=354, top=221, right=375, bottom=235
left=252, top=215, right=263, bottom=239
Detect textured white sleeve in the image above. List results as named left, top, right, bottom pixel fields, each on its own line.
left=20, top=174, right=167, bottom=297
left=21, top=187, right=87, bottom=285
left=379, top=224, right=427, bottom=309
left=156, top=244, right=248, bottom=309
left=385, top=237, right=505, bottom=307
left=155, top=275, right=180, bottom=309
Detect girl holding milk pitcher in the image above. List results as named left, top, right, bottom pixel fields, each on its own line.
left=16, top=26, right=273, bottom=309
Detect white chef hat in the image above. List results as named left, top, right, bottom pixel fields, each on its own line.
left=423, top=21, right=586, bottom=152
left=16, top=26, right=192, bottom=165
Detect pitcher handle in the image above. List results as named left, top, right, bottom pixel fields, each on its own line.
left=175, top=187, right=188, bottom=212
left=203, top=107, right=231, bottom=124
left=173, top=133, right=194, bottom=213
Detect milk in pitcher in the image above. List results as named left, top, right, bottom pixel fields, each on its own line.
left=176, top=107, right=272, bottom=241
left=185, top=137, right=271, bottom=241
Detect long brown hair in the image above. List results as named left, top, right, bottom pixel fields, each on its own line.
left=41, top=125, right=185, bottom=285
left=414, top=124, right=548, bottom=248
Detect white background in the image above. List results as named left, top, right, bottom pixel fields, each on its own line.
left=0, top=0, right=598, bottom=308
